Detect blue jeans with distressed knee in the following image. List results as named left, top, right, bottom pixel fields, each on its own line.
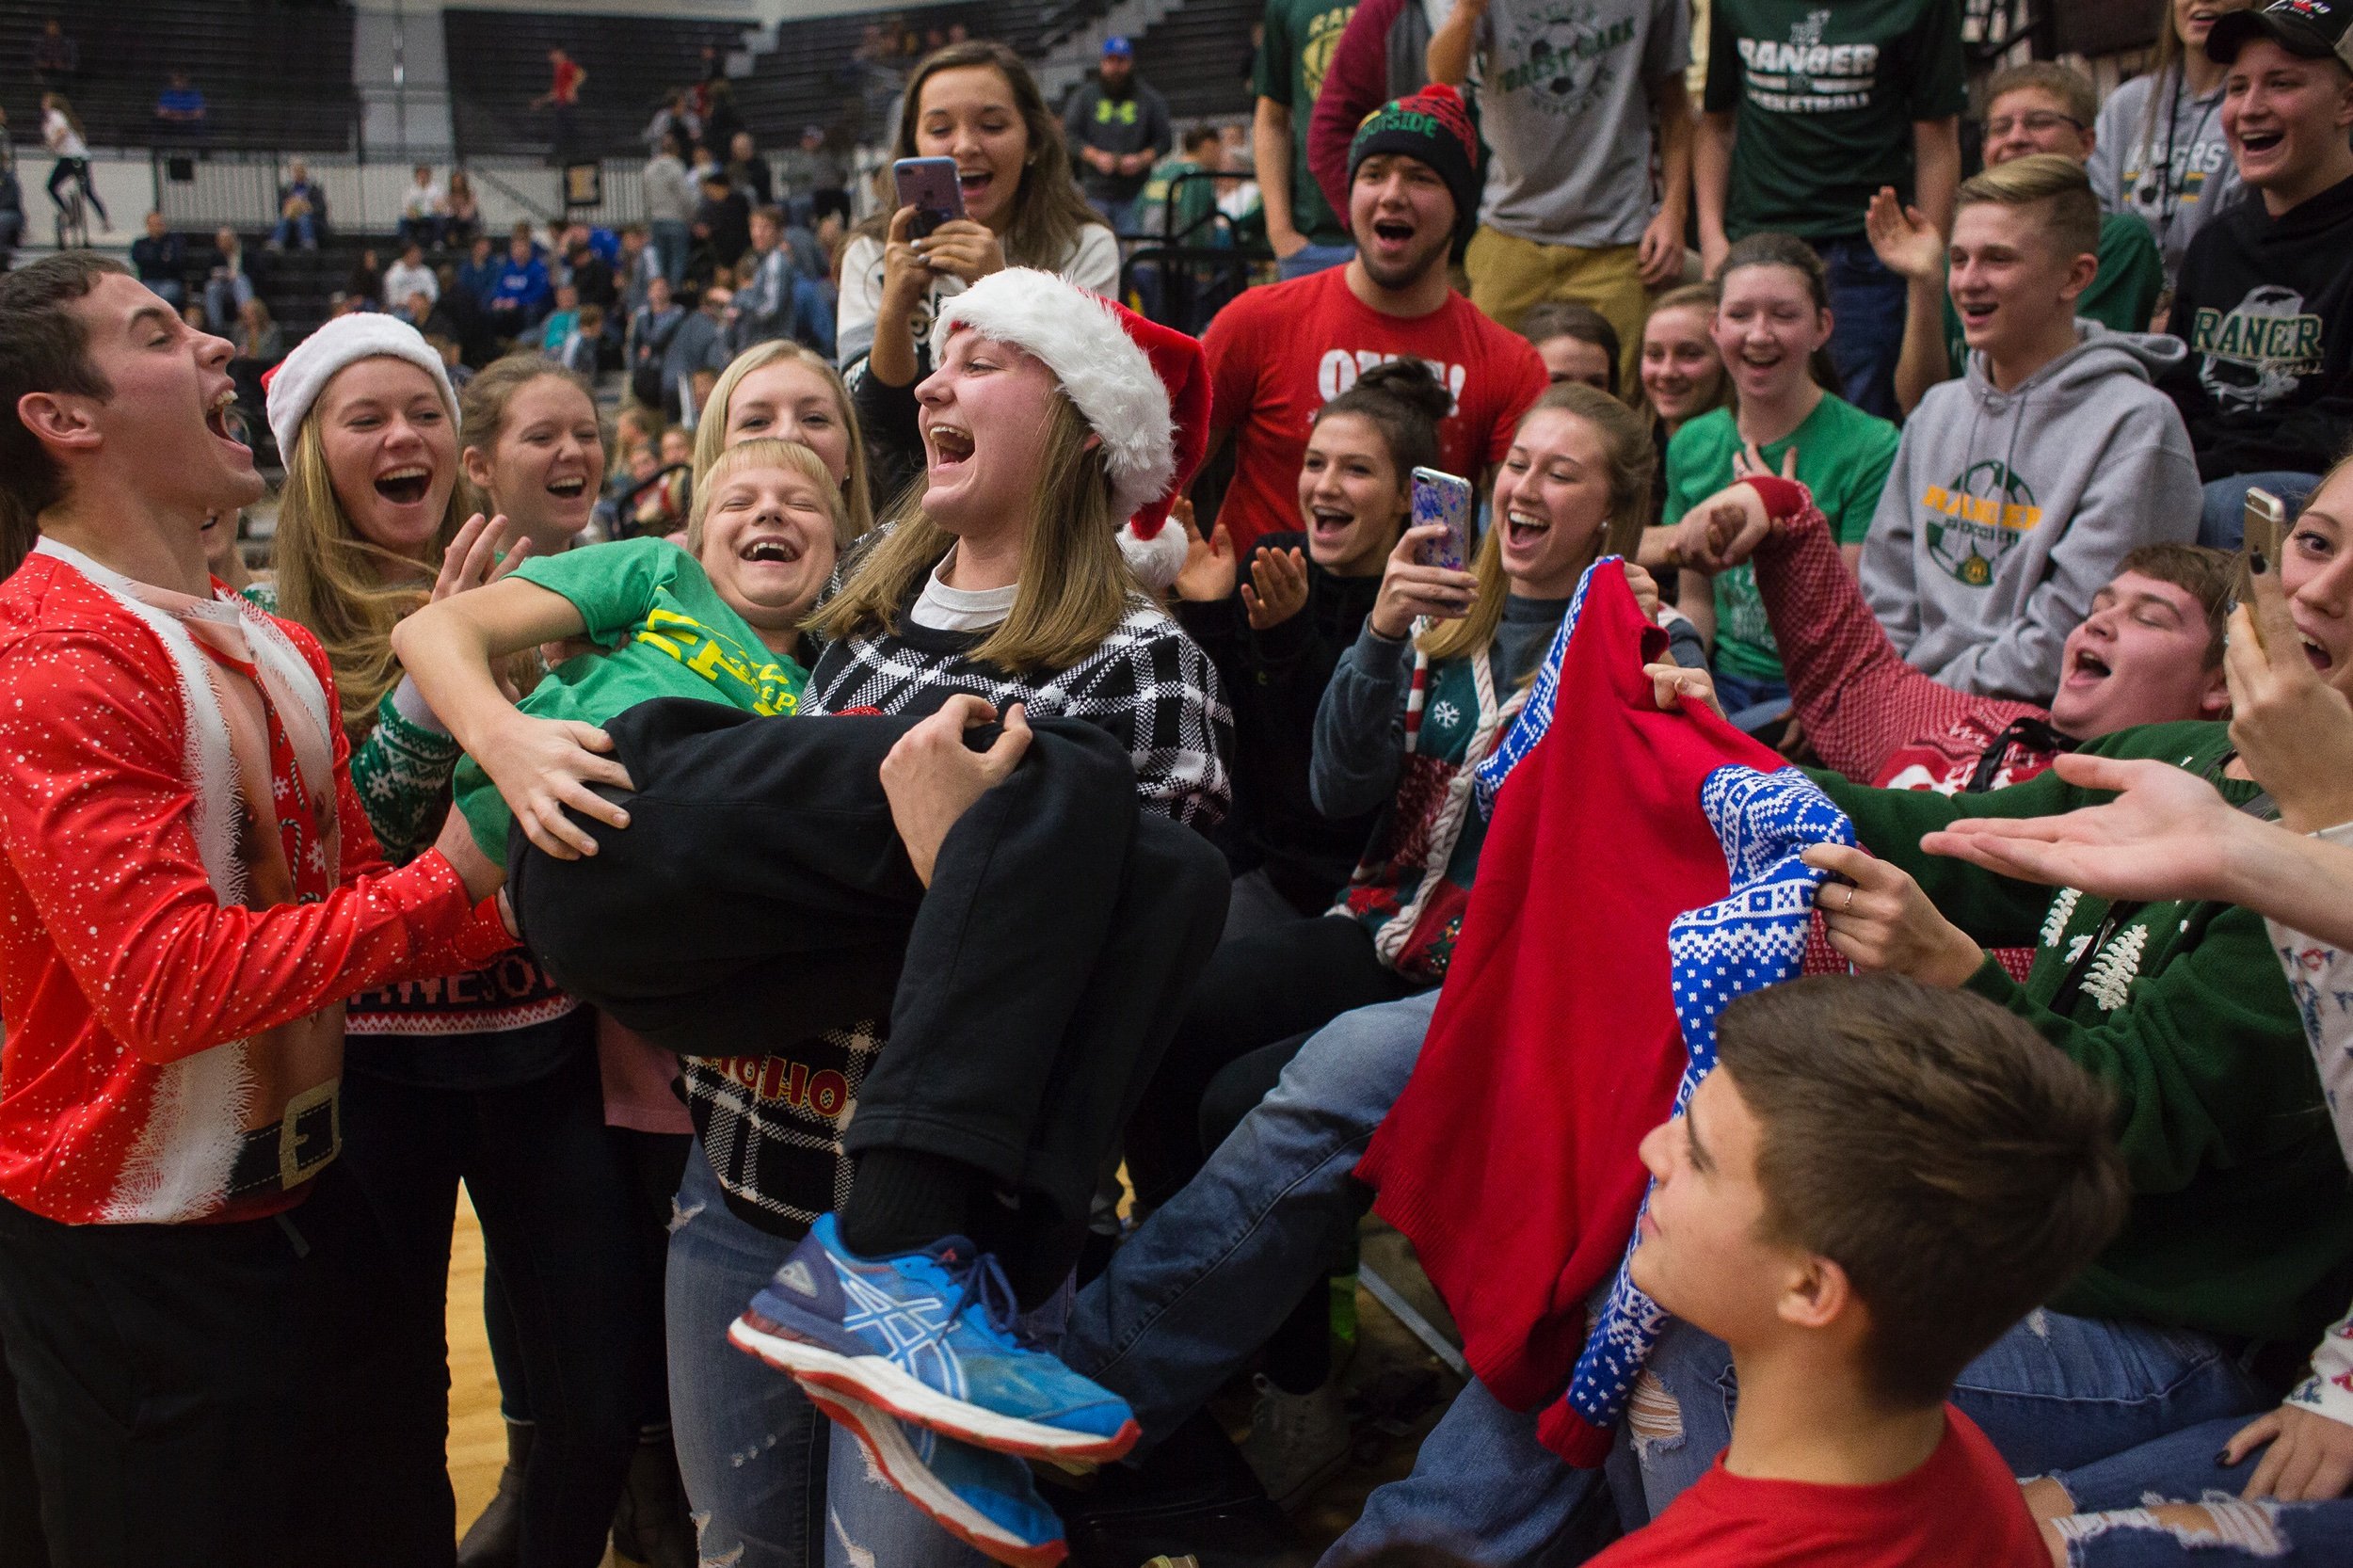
left=2033, top=1412, right=2353, bottom=1564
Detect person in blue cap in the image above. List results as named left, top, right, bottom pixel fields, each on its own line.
left=1061, top=35, right=1173, bottom=236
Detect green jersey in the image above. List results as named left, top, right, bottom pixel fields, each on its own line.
left=1255, top=0, right=1357, bottom=247
left=1941, top=210, right=2166, bottom=373
left=1137, top=152, right=1222, bottom=244
left=455, top=536, right=808, bottom=860
left=1705, top=0, right=1967, bottom=241
left=1664, top=396, right=1899, bottom=683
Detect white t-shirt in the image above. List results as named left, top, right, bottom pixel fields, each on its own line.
left=1470, top=0, right=1689, bottom=248
left=909, top=551, right=1018, bottom=632
left=44, top=109, right=87, bottom=160
left=835, top=223, right=1121, bottom=370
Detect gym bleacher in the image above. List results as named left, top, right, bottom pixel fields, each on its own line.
left=0, top=1, right=358, bottom=152
left=1124, top=0, right=1258, bottom=120
left=443, top=8, right=756, bottom=161
left=730, top=2, right=1033, bottom=149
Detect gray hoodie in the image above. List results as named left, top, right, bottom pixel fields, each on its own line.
left=1860, top=322, right=2201, bottom=705
left=2086, top=66, right=2241, bottom=289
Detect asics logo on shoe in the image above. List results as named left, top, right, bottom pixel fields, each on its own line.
left=840, top=1268, right=968, bottom=1400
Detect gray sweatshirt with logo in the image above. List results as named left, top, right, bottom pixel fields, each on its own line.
left=1860, top=322, right=2202, bottom=705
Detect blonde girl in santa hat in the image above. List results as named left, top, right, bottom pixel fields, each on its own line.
left=498, top=267, right=1231, bottom=1568
left=259, top=312, right=652, bottom=1568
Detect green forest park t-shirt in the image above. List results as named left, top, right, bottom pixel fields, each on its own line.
left=1705, top=0, right=1967, bottom=241
left=454, top=536, right=808, bottom=861
left=1256, top=0, right=1357, bottom=248
left=1664, top=396, right=1901, bottom=684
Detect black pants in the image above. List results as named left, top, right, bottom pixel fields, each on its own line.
left=1124, top=915, right=1414, bottom=1208
left=0, top=1163, right=449, bottom=1567
left=340, top=1047, right=644, bottom=1568
left=510, top=701, right=1230, bottom=1295
left=0, top=1325, right=47, bottom=1564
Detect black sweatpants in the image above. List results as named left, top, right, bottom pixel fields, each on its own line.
left=509, top=700, right=1230, bottom=1291
left=0, top=1163, right=451, bottom=1568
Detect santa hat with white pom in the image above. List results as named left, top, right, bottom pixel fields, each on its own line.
left=930, top=268, right=1210, bottom=594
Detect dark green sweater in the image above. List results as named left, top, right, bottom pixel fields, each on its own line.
left=1814, top=720, right=2353, bottom=1346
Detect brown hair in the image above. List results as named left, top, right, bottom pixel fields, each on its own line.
left=1958, top=153, right=2104, bottom=264
left=856, top=41, right=1105, bottom=270
left=2121, top=541, right=2237, bottom=666
left=808, top=389, right=1132, bottom=673
left=1985, top=61, right=2098, bottom=129
left=1636, top=282, right=1732, bottom=431
left=694, top=339, right=876, bottom=544
left=1310, top=359, right=1451, bottom=495
left=1717, top=232, right=1841, bottom=391
left=1419, top=383, right=1652, bottom=664
left=686, top=437, right=846, bottom=555
left=1718, top=975, right=2129, bottom=1409
left=1520, top=301, right=1623, bottom=398
left=456, top=354, right=605, bottom=519
left=0, top=252, right=127, bottom=573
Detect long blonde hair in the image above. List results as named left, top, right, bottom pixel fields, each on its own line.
left=270, top=414, right=465, bottom=733
left=808, top=391, right=1131, bottom=673
left=1419, top=383, right=1654, bottom=664
left=695, top=340, right=876, bottom=544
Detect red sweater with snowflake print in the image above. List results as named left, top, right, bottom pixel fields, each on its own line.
left=0, top=547, right=510, bottom=1225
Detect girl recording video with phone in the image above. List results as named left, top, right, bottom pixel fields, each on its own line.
left=837, top=41, right=1117, bottom=494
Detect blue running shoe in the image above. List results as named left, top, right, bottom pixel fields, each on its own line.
left=728, top=1213, right=1141, bottom=1460
left=805, top=1384, right=1068, bottom=1568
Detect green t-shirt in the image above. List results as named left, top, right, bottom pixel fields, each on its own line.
left=455, top=536, right=808, bottom=861
left=1254, top=0, right=1357, bottom=247
left=1138, top=152, right=1222, bottom=244
left=1705, top=0, right=1967, bottom=241
left=1940, top=210, right=2165, bottom=371
left=1664, top=396, right=1901, bottom=683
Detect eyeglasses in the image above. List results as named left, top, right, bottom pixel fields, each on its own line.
left=1985, top=111, right=2085, bottom=138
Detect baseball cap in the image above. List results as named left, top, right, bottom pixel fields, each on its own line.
left=1103, top=36, right=1133, bottom=56
left=2209, top=0, right=2353, bottom=72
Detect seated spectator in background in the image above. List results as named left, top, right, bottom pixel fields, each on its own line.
left=202, top=226, right=254, bottom=331
left=694, top=169, right=752, bottom=278
left=382, top=242, right=437, bottom=314
left=725, top=129, right=773, bottom=210
left=1860, top=156, right=2201, bottom=705
left=30, top=18, right=75, bottom=86
left=443, top=169, right=482, bottom=250
left=1426, top=0, right=1690, bottom=379
left=627, top=273, right=685, bottom=408
left=561, top=230, right=616, bottom=328
left=558, top=304, right=603, bottom=377
left=488, top=233, right=553, bottom=331
left=776, top=123, right=848, bottom=225
left=176, top=300, right=206, bottom=330
left=1681, top=472, right=2233, bottom=792
left=733, top=206, right=824, bottom=354
left=664, top=283, right=733, bottom=420
left=1872, top=61, right=2168, bottom=416
left=1063, top=37, right=1174, bottom=235
left=536, top=282, right=581, bottom=357
left=616, top=222, right=661, bottom=317
left=152, top=72, right=205, bottom=136
left=344, top=247, right=384, bottom=311
left=1140, top=123, right=1227, bottom=242
left=1696, top=0, right=1966, bottom=420
left=1591, top=976, right=2123, bottom=1568
left=456, top=233, right=500, bottom=310
left=1206, top=87, right=1548, bottom=556
left=1635, top=282, right=1730, bottom=496
left=235, top=295, right=284, bottom=362
left=397, top=164, right=445, bottom=250
left=271, top=159, right=325, bottom=251
left=2089, top=0, right=2246, bottom=293
left=1521, top=300, right=1622, bottom=393
left=129, top=211, right=185, bottom=306
left=2165, top=0, right=2353, bottom=547
left=395, top=289, right=453, bottom=341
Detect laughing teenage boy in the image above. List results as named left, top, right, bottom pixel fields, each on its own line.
left=1204, top=86, right=1548, bottom=555
left=0, top=254, right=511, bottom=1563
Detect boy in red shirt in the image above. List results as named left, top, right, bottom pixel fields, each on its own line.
left=0, top=255, right=510, bottom=1564
left=1204, top=85, right=1548, bottom=554
left=1595, top=973, right=2127, bottom=1568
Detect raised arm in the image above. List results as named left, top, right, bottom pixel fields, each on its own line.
left=1426, top=0, right=1485, bottom=87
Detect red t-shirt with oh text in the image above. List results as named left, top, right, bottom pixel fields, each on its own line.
left=1591, top=1408, right=2045, bottom=1568
left=1203, top=265, right=1548, bottom=554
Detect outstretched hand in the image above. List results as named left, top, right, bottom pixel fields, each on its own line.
left=1242, top=545, right=1309, bottom=630
left=1865, top=185, right=1945, bottom=285
left=880, top=696, right=1032, bottom=888
left=433, top=512, right=531, bottom=603
left=1919, top=752, right=2249, bottom=906
left=1173, top=499, right=1238, bottom=604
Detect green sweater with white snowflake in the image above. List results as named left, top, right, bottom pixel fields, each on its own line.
left=1814, top=720, right=2353, bottom=1348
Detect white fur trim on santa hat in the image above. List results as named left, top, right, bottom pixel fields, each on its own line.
left=930, top=268, right=1175, bottom=526
left=265, top=312, right=458, bottom=464
left=1117, top=516, right=1191, bottom=595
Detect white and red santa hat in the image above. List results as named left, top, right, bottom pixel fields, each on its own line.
left=930, top=268, right=1211, bottom=593
left=263, top=312, right=458, bottom=463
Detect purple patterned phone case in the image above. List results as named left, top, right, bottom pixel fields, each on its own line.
left=1412, top=467, right=1474, bottom=570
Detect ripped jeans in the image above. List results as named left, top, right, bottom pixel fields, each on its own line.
left=1617, top=1310, right=2273, bottom=1519
left=2039, top=1414, right=2353, bottom=1564
left=666, top=1144, right=1055, bottom=1568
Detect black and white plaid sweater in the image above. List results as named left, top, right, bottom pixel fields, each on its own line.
left=685, top=584, right=1233, bottom=1235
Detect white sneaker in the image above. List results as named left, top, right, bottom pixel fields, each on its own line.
left=1236, top=1375, right=1350, bottom=1512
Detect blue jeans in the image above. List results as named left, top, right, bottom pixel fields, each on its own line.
left=2200, top=472, right=2320, bottom=551
left=650, top=219, right=691, bottom=288
left=666, top=1144, right=1007, bottom=1568
left=1621, top=1310, right=2271, bottom=1515
left=272, top=213, right=317, bottom=249
left=1278, top=241, right=1355, bottom=280
left=1064, top=990, right=1437, bottom=1446
left=1708, top=668, right=1790, bottom=735
left=2046, top=1415, right=2353, bottom=1564
left=1816, top=235, right=1907, bottom=421
left=1089, top=194, right=1140, bottom=236
left=204, top=273, right=252, bottom=333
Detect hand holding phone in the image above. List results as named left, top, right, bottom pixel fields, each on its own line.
left=893, top=156, right=966, bottom=240
left=2238, top=488, right=2289, bottom=649
left=1411, top=467, right=1475, bottom=571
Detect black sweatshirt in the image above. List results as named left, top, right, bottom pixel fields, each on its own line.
left=2164, top=171, right=2353, bottom=480
left=1175, top=531, right=1383, bottom=914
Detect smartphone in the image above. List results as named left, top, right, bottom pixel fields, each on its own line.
left=1411, top=467, right=1475, bottom=571
left=893, top=156, right=966, bottom=239
left=2238, top=486, right=2288, bottom=647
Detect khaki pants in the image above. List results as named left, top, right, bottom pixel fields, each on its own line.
left=1465, top=226, right=1649, bottom=392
